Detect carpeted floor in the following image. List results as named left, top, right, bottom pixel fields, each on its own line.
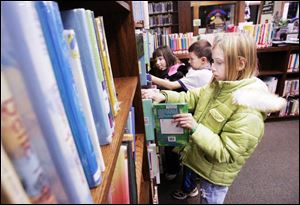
left=157, top=120, right=299, bottom=204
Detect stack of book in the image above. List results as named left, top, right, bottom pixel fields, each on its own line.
left=1, top=1, right=121, bottom=203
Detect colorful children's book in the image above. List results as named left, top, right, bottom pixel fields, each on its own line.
left=63, top=29, right=105, bottom=173
left=153, top=103, right=189, bottom=146
left=1, top=72, right=58, bottom=204
left=61, top=8, right=113, bottom=145
left=86, top=10, right=115, bottom=133
left=95, top=16, right=119, bottom=116
left=2, top=2, right=93, bottom=203
left=35, top=1, right=101, bottom=188
left=108, top=145, right=130, bottom=204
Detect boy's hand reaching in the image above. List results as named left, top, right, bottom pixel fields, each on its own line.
left=141, top=89, right=166, bottom=103
left=172, top=113, right=198, bottom=131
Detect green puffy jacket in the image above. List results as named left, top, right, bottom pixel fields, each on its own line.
left=161, top=77, right=286, bottom=186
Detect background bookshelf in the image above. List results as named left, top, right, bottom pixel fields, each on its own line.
left=148, top=1, right=179, bottom=34
left=257, top=45, right=299, bottom=120
left=57, top=1, right=149, bottom=203
left=147, top=1, right=191, bottom=34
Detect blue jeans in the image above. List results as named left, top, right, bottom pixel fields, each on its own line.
left=181, top=166, right=198, bottom=193
left=199, top=176, right=229, bottom=204
left=182, top=166, right=228, bottom=204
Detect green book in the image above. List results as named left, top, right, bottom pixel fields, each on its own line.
left=153, top=103, right=189, bottom=146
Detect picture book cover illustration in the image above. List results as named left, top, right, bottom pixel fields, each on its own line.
left=153, top=103, right=189, bottom=146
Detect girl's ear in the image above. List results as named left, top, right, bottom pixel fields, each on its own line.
left=237, top=56, right=247, bottom=71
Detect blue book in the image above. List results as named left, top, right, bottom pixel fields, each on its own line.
left=35, top=1, right=101, bottom=188
left=1, top=2, right=93, bottom=203
left=135, top=31, right=147, bottom=86
left=61, top=8, right=113, bottom=145
left=63, top=29, right=105, bottom=172
left=86, top=10, right=115, bottom=132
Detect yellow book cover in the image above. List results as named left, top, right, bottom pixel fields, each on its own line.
left=95, top=17, right=120, bottom=116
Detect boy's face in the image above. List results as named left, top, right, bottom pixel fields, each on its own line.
left=155, top=56, right=167, bottom=70
left=212, top=46, right=226, bottom=81
left=188, top=52, right=207, bottom=70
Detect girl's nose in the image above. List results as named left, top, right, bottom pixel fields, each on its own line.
left=211, top=64, right=216, bottom=71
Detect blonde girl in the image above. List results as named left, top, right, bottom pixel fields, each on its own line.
left=142, top=32, right=286, bottom=204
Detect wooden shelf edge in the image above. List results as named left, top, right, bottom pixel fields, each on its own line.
left=139, top=181, right=150, bottom=204
left=175, top=53, right=190, bottom=60
left=91, top=77, right=138, bottom=203
left=258, top=71, right=284, bottom=76
left=257, top=45, right=299, bottom=53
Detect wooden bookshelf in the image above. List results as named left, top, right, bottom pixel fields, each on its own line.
left=175, top=53, right=190, bottom=60
left=90, top=77, right=137, bottom=203
left=148, top=1, right=179, bottom=33
left=58, top=2, right=150, bottom=202
left=258, top=70, right=284, bottom=76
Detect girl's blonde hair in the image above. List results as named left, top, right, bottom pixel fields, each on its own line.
left=213, top=32, right=258, bottom=81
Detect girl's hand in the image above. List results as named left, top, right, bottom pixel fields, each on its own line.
left=141, top=89, right=166, bottom=103
left=172, top=113, right=198, bottom=131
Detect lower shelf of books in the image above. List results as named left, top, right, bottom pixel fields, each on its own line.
left=91, top=77, right=138, bottom=203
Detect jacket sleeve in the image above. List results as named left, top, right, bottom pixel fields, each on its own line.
left=191, top=110, right=265, bottom=163
left=161, top=88, right=202, bottom=112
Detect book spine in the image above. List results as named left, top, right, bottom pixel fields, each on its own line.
left=1, top=72, right=57, bottom=204
left=85, top=10, right=115, bottom=133
left=2, top=2, right=93, bottom=203
left=95, top=16, right=120, bottom=116
left=61, top=9, right=113, bottom=145
left=110, top=145, right=130, bottom=204
left=123, top=141, right=138, bottom=204
left=35, top=1, right=101, bottom=188
left=63, top=29, right=106, bottom=172
left=142, top=99, right=155, bottom=141
left=92, top=15, right=116, bottom=131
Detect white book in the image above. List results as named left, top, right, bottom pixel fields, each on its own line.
left=62, top=9, right=113, bottom=145
left=2, top=2, right=92, bottom=203
left=63, top=29, right=105, bottom=172
left=3, top=65, right=73, bottom=203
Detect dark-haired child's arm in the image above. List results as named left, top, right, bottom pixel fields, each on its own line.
left=151, top=75, right=181, bottom=90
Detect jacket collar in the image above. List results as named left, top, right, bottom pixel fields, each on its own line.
left=212, top=77, right=287, bottom=113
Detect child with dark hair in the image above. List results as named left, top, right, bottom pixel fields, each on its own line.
left=149, top=46, right=188, bottom=92
left=150, top=40, right=213, bottom=92
left=148, top=46, right=188, bottom=181
left=149, top=41, right=214, bottom=198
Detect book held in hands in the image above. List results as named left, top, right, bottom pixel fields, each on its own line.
left=153, top=103, right=190, bottom=146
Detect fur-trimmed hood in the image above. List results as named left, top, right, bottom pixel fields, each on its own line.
left=232, top=78, right=287, bottom=113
